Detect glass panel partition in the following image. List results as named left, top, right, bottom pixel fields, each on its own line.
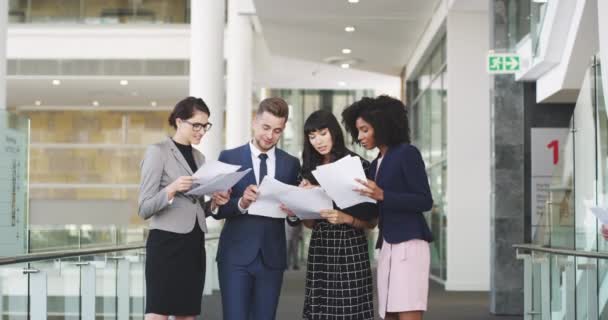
left=407, top=36, right=448, bottom=280
left=525, top=56, right=608, bottom=320
left=0, top=111, right=30, bottom=257
left=10, top=0, right=190, bottom=24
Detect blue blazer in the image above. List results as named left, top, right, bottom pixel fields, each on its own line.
left=215, top=143, right=300, bottom=269
left=370, top=143, right=434, bottom=247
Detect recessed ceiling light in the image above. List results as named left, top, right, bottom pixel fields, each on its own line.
left=348, top=0, right=359, bottom=3
left=341, top=63, right=350, bottom=69
left=52, top=79, right=61, bottom=86
left=342, top=48, right=352, bottom=54
left=345, top=26, right=356, bottom=32
left=338, top=81, right=347, bottom=87
left=150, top=101, right=157, bottom=107
left=35, top=100, right=42, bottom=106
left=92, top=101, right=99, bottom=107
left=120, top=80, right=129, bottom=86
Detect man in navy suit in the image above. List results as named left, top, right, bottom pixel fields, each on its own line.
left=213, top=97, right=300, bottom=320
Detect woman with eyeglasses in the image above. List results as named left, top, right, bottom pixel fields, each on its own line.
left=138, top=97, right=230, bottom=320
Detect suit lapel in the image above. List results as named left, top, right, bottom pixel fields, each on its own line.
left=166, top=138, right=194, bottom=175
left=370, top=159, right=378, bottom=181
left=274, top=149, right=284, bottom=183
left=240, top=144, right=257, bottom=186
left=375, top=147, right=394, bottom=187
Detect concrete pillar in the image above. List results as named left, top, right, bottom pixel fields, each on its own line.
left=445, top=1, right=491, bottom=292
left=189, top=0, right=226, bottom=160
left=225, top=0, right=253, bottom=149
left=489, top=0, right=526, bottom=314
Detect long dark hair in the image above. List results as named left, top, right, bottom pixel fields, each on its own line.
left=301, top=110, right=351, bottom=184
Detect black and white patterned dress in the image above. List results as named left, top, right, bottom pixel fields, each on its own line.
left=303, top=216, right=376, bottom=320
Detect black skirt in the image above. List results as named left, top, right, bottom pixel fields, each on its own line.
left=145, top=222, right=206, bottom=316
left=303, top=221, right=374, bottom=320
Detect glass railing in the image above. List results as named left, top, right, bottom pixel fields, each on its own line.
left=28, top=225, right=148, bottom=253
left=518, top=56, right=608, bottom=319
left=515, top=244, right=608, bottom=320
left=9, top=0, right=190, bottom=24
left=0, top=236, right=220, bottom=319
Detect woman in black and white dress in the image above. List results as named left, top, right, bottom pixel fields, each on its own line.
left=284, top=110, right=378, bottom=320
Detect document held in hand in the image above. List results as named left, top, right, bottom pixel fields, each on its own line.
left=248, top=177, right=333, bottom=220
left=590, top=206, right=608, bottom=224
left=185, top=160, right=251, bottom=196
left=311, top=155, right=376, bottom=209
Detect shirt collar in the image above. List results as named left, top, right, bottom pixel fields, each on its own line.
left=249, top=141, right=276, bottom=161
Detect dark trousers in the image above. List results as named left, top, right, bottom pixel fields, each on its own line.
left=218, top=253, right=284, bottom=320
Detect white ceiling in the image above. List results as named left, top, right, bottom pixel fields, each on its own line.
left=253, top=0, right=441, bottom=75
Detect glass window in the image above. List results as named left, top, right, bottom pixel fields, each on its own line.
left=29, top=0, right=80, bottom=23
left=405, top=37, right=448, bottom=280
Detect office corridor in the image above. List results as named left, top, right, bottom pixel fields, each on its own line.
left=200, top=269, right=523, bottom=320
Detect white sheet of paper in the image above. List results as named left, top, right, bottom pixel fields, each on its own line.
left=192, top=160, right=241, bottom=183
left=276, top=187, right=333, bottom=220
left=248, top=177, right=292, bottom=219
left=186, top=169, right=251, bottom=197
left=312, top=155, right=376, bottom=209
left=590, top=206, right=608, bottom=224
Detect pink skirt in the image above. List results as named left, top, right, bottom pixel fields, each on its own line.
left=377, top=239, right=430, bottom=318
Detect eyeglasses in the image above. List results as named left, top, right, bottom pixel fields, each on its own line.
left=183, top=120, right=213, bottom=132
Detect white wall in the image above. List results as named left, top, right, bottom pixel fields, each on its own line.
left=535, top=0, right=598, bottom=103
left=7, top=25, right=191, bottom=59
left=0, top=0, right=7, bottom=109
left=445, top=3, right=491, bottom=291
left=7, top=25, right=399, bottom=96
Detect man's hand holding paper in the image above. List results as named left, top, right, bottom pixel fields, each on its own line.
left=248, top=177, right=333, bottom=220
left=185, top=160, right=251, bottom=197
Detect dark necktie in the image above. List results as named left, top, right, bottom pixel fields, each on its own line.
left=258, top=153, right=268, bottom=184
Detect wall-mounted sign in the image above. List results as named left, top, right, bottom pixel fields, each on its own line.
left=488, top=53, right=521, bottom=73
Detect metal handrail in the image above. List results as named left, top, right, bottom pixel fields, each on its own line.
left=0, top=243, right=145, bottom=266
left=0, top=236, right=220, bottom=266
left=514, top=243, right=608, bottom=260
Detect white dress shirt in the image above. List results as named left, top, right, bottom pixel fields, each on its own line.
left=237, top=141, right=277, bottom=213
left=249, top=141, right=276, bottom=185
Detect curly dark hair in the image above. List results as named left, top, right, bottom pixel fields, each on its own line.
left=301, top=110, right=350, bottom=184
left=341, top=95, right=410, bottom=147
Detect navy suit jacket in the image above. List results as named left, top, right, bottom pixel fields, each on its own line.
left=370, top=143, right=434, bottom=248
left=215, top=143, right=300, bottom=269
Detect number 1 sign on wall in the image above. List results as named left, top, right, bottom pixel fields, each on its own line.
left=530, top=129, right=570, bottom=243
left=547, top=140, right=559, bottom=165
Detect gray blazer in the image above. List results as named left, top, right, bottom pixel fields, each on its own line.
left=138, top=137, right=209, bottom=233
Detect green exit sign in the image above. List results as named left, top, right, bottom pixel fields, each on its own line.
left=487, top=53, right=521, bottom=73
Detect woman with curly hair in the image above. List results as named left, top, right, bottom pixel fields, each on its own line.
left=342, top=96, right=434, bottom=320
